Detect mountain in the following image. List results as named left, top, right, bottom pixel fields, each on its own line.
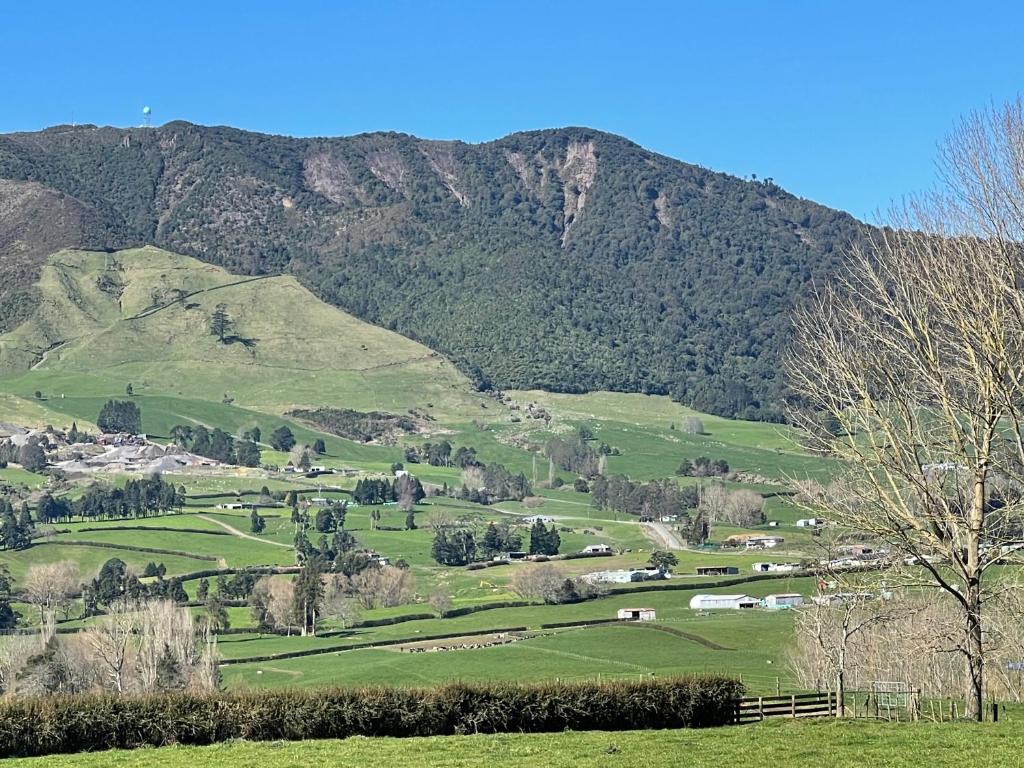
left=0, top=122, right=863, bottom=420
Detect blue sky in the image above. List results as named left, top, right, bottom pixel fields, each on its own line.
left=2, top=1, right=1022, bottom=218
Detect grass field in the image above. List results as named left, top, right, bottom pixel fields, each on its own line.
left=0, top=247, right=841, bottom=693
left=223, top=619, right=796, bottom=692
left=8, top=719, right=1022, bottom=767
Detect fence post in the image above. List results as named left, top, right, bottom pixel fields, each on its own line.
left=758, top=696, right=764, bottom=720
left=791, top=694, right=796, bottom=717
left=993, top=701, right=999, bottom=723
left=776, top=677, right=781, bottom=696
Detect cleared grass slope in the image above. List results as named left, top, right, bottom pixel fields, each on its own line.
left=0, top=247, right=489, bottom=422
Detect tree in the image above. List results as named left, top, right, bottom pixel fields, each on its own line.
left=235, top=439, right=261, bottom=467
left=85, top=606, right=135, bottom=693
left=96, top=400, right=141, bottom=434
left=196, top=578, right=210, bottom=601
left=249, top=509, right=266, bottom=534
left=787, top=98, right=1024, bottom=721
left=293, top=556, right=326, bottom=636
left=16, top=442, right=46, bottom=473
left=313, top=438, right=326, bottom=455
left=209, top=303, right=233, bottom=342
left=23, top=562, right=80, bottom=623
left=205, top=595, right=231, bottom=633
left=791, top=585, right=903, bottom=717
left=314, top=508, right=335, bottom=533
left=270, top=425, right=295, bottom=452
left=510, top=564, right=565, bottom=604
left=681, top=416, right=705, bottom=435
left=529, top=520, right=560, bottom=556
left=648, top=550, right=678, bottom=573
left=429, top=584, right=453, bottom=617
left=125, top=383, right=133, bottom=397
left=322, top=574, right=361, bottom=629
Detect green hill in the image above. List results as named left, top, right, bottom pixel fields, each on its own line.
left=0, top=123, right=864, bottom=420
left=0, top=247, right=486, bottom=423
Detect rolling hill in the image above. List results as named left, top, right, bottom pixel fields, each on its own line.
left=0, top=246, right=490, bottom=429
left=0, top=123, right=864, bottom=420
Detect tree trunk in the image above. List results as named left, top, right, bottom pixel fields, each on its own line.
left=836, top=660, right=846, bottom=717
left=965, top=580, right=985, bottom=720
left=965, top=472, right=986, bottom=721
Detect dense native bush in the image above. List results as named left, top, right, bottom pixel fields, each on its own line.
left=0, top=677, right=743, bottom=757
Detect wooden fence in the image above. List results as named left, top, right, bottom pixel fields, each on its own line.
left=734, top=692, right=836, bottom=724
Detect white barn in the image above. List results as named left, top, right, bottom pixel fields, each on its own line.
left=581, top=544, right=613, bottom=555
left=617, top=607, right=656, bottom=622
left=764, top=593, right=804, bottom=609
left=752, top=562, right=801, bottom=573
left=688, top=594, right=760, bottom=610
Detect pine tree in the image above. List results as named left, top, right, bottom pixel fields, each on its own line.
left=209, top=303, right=233, bottom=342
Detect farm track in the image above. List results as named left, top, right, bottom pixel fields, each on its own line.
left=197, top=515, right=293, bottom=548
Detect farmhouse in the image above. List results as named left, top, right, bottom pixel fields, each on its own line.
left=215, top=502, right=254, bottom=510
left=523, top=515, right=554, bottom=524
left=688, top=594, right=760, bottom=610
left=695, top=565, right=739, bottom=576
left=752, top=562, right=801, bottom=573
left=617, top=607, right=656, bottom=622
left=764, top=593, right=804, bottom=609
left=580, top=544, right=613, bottom=555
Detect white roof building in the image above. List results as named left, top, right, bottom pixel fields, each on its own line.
left=688, top=594, right=760, bottom=610
left=765, top=593, right=804, bottom=609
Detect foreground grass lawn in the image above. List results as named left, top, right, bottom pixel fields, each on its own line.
left=10, top=720, right=1023, bottom=767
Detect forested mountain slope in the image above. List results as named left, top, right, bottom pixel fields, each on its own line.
left=0, top=123, right=863, bottom=419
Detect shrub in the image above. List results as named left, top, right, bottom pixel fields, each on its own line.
left=0, top=677, right=743, bottom=757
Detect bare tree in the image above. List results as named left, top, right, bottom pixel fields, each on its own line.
left=791, top=581, right=903, bottom=716
left=322, top=574, right=361, bottom=629
left=510, top=564, right=564, bottom=604
left=85, top=605, right=136, bottom=693
left=723, top=489, right=765, bottom=527
left=428, top=584, right=453, bottom=618
left=135, top=600, right=199, bottom=693
left=352, top=565, right=416, bottom=609
left=22, top=562, right=80, bottom=623
left=681, top=416, right=705, bottom=435
left=788, top=98, right=1024, bottom=720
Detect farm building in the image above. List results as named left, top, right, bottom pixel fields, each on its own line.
left=523, top=515, right=554, bottom=524
left=796, top=518, right=822, bottom=527
left=764, top=593, right=804, bottom=609
left=617, top=608, right=656, bottom=622
left=744, top=535, right=784, bottom=549
left=752, top=562, right=801, bottom=573
left=695, top=565, right=739, bottom=576
left=214, top=502, right=254, bottom=510
left=581, top=568, right=667, bottom=584
left=688, top=594, right=760, bottom=610
left=581, top=544, right=613, bottom=555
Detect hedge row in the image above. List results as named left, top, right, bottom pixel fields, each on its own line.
left=539, top=617, right=621, bottom=630
left=0, top=677, right=744, bottom=757
left=35, top=540, right=219, bottom=562
left=77, top=526, right=231, bottom=537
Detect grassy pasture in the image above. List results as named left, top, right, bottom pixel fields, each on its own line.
left=223, top=619, right=796, bottom=691
left=8, top=720, right=1021, bottom=768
